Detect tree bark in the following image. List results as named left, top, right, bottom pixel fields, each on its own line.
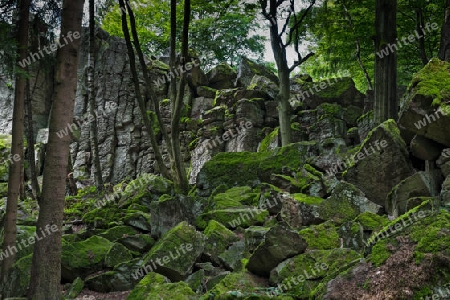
left=25, top=77, right=41, bottom=201
left=0, top=0, right=30, bottom=294
left=268, top=0, right=292, bottom=146
left=374, top=0, right=397, bottom=124
left=27, top=0, right=84, bottom=298
left=416, top=8, right=428, bottom=66
left=88, top=0, right=104, bottom=190
left=170, top=0, right=190, bottom=194
left=439, top=0, right=450, bottom=62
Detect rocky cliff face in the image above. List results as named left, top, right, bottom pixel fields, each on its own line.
left=0, top=27, right=366, bottom=187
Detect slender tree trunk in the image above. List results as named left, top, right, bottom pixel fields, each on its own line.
left=0, top=0, right=30, bottom=294
left=27, top=0, right=84, bottom=298
left=439, top=0, right=450, bottom=62
left=88, top=0, right=103, bottom=190
left=170, top=0, right=190, bottom=194
left=119, top=0, right=172, bottom=180
left=374, top=0, right=397, bottom=124
left=25, top=77, right=41, bottom=201
left=416, top=8, right=428, bottom=66
left=269, top=21, right=292, bottom=145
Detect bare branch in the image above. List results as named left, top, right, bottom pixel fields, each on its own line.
left=287, top=0, right=316, bottom=47
left=289, top=52, right=315, bottom=72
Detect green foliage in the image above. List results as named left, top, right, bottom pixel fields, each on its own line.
left=299, top=0, right=444, bottom=92
left=102, top=0, right=265, bottom=68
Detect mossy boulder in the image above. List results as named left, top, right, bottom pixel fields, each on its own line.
left=123, top=210, right=151, bottom=232
left=98, top=225, right=139, bottom=242
left=338, top=221, right=365, bottom=251
left=205, top=271, right=292, bottom=299
left=207, top=63, right=237, bottom=90
left=61, top=235, right=115, bottom=282
left=269, top=248, right=362, bottom=298
left=203, top=220, right=239, bottom=261
left=85, top=258, right=143, bottom=292
left=365, top=199, right=433, bottom=251
left=244, top=226, right=270, bottom=254
left=236, top=56, right=279, bottom=88
left=280, top=193, right=324, bottom=229
left=398, top=58, right=450, bottom=147
left=319, top=181, right=382, bottom=225
left=150, top=194, right=207, bottom=238
left=104, top=243, right=133, bottom=268
left=82, top=206, right=123, bottom=229
left=142, top=221, right=206, bottom=281
left=196, top=141, right=318, bottom=197
left=386, top=171, right=434, bottom=217
left=259, top=127, right=280, bottom=152
left=0, top=253, right=32, bottom=298
left=212, top=186, right=260, bottom=210
left=126, top=272, right=195, bottom=300
left=65, top=277, right=84, bottom=299
left=298, top=77, right=365, bottom=109
left=196, top=208, right=269, bottom=230
left=299, top=221, right=340, bottom=250
left=354, top=212, right=389, bottom=231
left=118, top=234, right=155, bottom=253
left=248, top=75, right=279, bottom=99
left=218, top=240, right=246, bottom=271
left=118, top=173, right=174, bottom=208
left=247, top=225, right=307, bottom=277
left=344, top=120, right=414, bottom=207
left=0, top=226, right=38, bottom=261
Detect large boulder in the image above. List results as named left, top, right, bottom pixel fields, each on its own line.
left=142, top=221, right=206, bottom=281
left=206, top=63, right=237, bottom=90
left=126, top=272, right=195, bottom=300
left=319, top=181, right=383, bottom=225
left=344, top=120, right=414, bottom=207
left=398, top=58, right=450, bottom=147
left=150, top=194, right=205, bottom=238
left=196, top=141, right=318, bottom=197
left=61, top=236, right=115, bottom=282
left=247, top=225, right=307, bottom=277
left=386, top=171, right=436, bottom=217
left=235, top=56, right=279, bottom=88
left=279, top=193, right=324, bottom=229
left=269, top=248, right=362, bottom=298
left=293, top=77, right=365, bottom=109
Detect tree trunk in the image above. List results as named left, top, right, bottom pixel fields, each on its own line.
left=25, top=77, right=41, bottom=201
left=374, top=0, right=397, bottom=124
left=0, top=0, right=30, bottom=294
left=416, top=8, right=428, bottom=66
left=88, top=0, right=103, bottom=190
left=170, top=0, right=190, bottom=194
left=270, top=19, right=292, bottom=146
left=27, top=0, right=84, bottom=298
left=439, top=0, right=450, bottom=62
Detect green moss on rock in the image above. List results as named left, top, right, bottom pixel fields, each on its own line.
left=299, top=221, right=340, bottom=250
left=104, top=243, right=133, bottom=268
left=143, top=221, right=206, bottom=281
left=355, top=212, right=389, bottom=231
left=213, top=186, right=259, bottom=209
left=98, top=225, right=139, bottom=242
left=127, top=272, right=195, bottom=300
left=196, top=208, right=269, bottom=230
left=61, top=235, right=114, bottom=282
